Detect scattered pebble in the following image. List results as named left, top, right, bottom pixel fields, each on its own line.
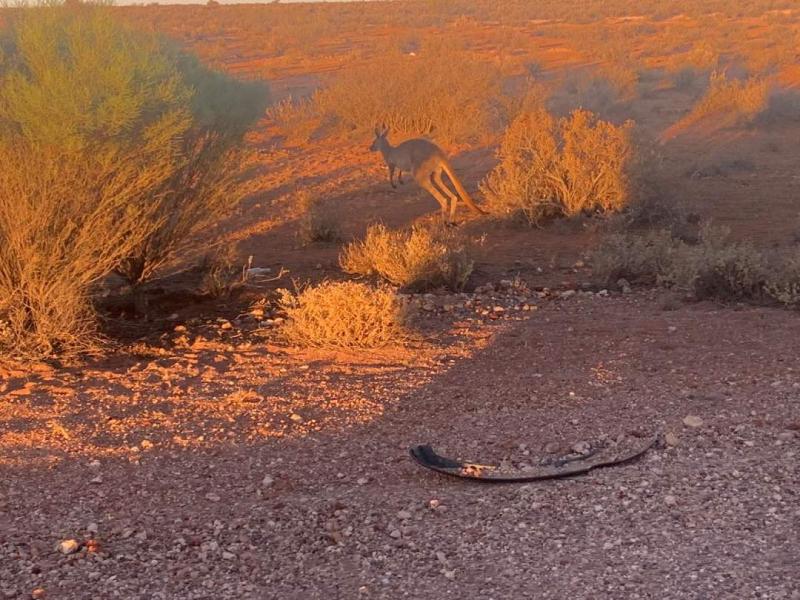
left=683, top=415, right=704, bottom=428
left=56, top=539, right=80, bottom=555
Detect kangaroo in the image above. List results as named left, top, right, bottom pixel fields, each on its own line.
left=369, top=125, right=486, bottom=223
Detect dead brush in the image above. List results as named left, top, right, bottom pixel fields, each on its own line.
left=481, top=108, right=634, bottom=225
left=339, top=223, right=474, bottom=292
left=199, top=247, right=251, bottom=298
left=277, top=281, right=409, bottom=349
left=296, top=189, right=341, bottom=244
left=682, top=71, right=770, bottom=127
left=592, top=224, right=772, bottom=302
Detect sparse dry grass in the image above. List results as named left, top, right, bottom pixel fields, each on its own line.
left=683, top=71, right=770, bottom=126
left=340, top=223, right=474, bottom=291
left=315, top=39, right=502, bottom=144
left=296, top=189, right=341, bottom=244
left=591, top=224, right=800, bottom=305
left=278, top=281, right=408, bottom=348
left=481, top=108, right=634, bottom=225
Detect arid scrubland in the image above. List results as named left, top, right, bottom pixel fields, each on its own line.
left=3, top=4, right=800, bottom=599
left=1, top=0, right=799, bottom=359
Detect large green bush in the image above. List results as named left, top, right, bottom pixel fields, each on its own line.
left=0, top=3, right=268, bottom=358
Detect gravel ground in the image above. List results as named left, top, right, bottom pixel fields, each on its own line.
left=2, top=291, right=799, bottom=599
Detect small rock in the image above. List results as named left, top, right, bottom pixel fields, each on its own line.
left=357, top=477, right=369, bottom=485
left=88, top=460, right=101, bottom=469
left=664, top=495, right=678, bottom=506
left=261, top=475, right=274, bottom=487
left=443, top=569, right=456, bottom=580
left=31, top=589, right=46, bottom=600
left=397, top=510, right=412, bottom=521
left=56, top=539, right=80, bottom=555
left=222, top=551, right=236, bottom=560
left=389, top=529, right=401, bottom=539
left=422, top=302, right=436, bottom=312
left=90, top=476, right=103, bottom=485
left=205, top=493, right=221, bottom=502
left=428, top=499, right=441, bottom=509
left=86, top=523, right=98, bottom=535
left=571, top=440, right=591, bottom=455
left=683, top=415, right=704, bottom=428
left=174, top=325, right=187, bottom=333
left=777, top=431, right=795, bottom=441
left=140, top=439, right=153, bottom=450
left=289, top=413, right=303, bottom=423
left=664, top=432, right=680, bottom=447
left=219, top=321, right=233, bottom=330
left=560, top=290, right=576, bottom=299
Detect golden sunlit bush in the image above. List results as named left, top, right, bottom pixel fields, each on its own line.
left=481, top=108, right=634, bottom=225
left=340, top=223, right=473, bottom=291
left=0, top=4, right=267, bottom=356
left=682, top=71, right=769, bottom=126
left=0, top=4, right=268, bottom=289
left=0, top=145, right=168, bottom=358
left=315, top=39, right=501, bottom=144
left=278, top=281, right=408, bottom=348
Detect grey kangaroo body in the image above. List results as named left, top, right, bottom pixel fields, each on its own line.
left=369, top=126, right=486, bottom=222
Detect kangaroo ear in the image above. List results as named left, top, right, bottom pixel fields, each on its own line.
left=380, top=123, right=388, bottom=136
left=374, top=125, right=381, bottom=136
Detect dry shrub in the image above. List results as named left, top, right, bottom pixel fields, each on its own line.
left=198, top=246, right=249, bottom=298
left=481, top=108, right=634, bottom=225
left=296, top=189, right=341, bottom=244
left=0, top=144, right=167, bottom=358
left=278, top=281, right=408, bottom=348
left=115, top=56, right=268, bottom=285
left=683, top=71, right=769, bottom=126
left=340, top=224, right=473, bottom=291
left=593, top=225, right=772, bottom=302
left=315, top=39, right=501, bottom=144
left=0, top=4, right=268, bottom=288
left=0, top=4, right=267, bottom=357
left=765, top=252, right=800, bottom=308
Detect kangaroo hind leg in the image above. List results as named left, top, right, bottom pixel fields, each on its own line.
left=417, top=174, right=451, bottom=222
left=432, top=168, right=459, bottom=224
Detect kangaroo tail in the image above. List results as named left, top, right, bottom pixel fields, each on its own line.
left=441, top=159, right=487, bottom=215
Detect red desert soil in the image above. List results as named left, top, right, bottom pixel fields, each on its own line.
left=2, top=292, right=799, bottom=598
left=3, top=5, right=800, bottom=599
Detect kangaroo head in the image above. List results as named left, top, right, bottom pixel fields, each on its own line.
left=369, top=124, right=389, bottom=152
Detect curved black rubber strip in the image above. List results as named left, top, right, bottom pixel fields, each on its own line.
left=409, top=433, right=659, bottom=483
